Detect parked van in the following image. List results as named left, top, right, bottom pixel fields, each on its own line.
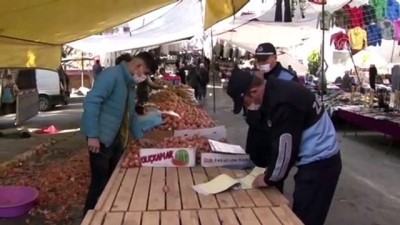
left=36, top=69, right=70, bottom=111
left=1, top=69, right=39, bottom=125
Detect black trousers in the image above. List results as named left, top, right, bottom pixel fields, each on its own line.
left=83, top=137, right=124, bottom=215
left=293, top=153, right=342, bottom=225
left=275, top=0, right=292, bottom=22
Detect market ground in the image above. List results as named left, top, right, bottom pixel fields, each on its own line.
left=1, top=90, right=400, bottom=225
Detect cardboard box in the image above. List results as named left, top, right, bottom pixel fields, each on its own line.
left=200, top=153, right=252, bottom=167
left=174, top=125, right=227, bottom=141
left=140, top=148, right=196, bottom=167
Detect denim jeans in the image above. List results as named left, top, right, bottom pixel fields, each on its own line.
left=83, top=136, right=123, bottom=215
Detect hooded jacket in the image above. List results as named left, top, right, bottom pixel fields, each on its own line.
left=366, top=24, right=382, bottom=46
left=361, top=4, right=377, bottom=25
left=381, top=20, right=395, bottom=40
left=387, top=0, right=400, bottom=21
left=348, top=27, right=367, bottom=50
left=370, top=0, right=387, bottom=20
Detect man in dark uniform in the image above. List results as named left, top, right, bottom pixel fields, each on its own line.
left=238, top=43, right=298, bottom=193
left=227, top=72, right=342, bottom=225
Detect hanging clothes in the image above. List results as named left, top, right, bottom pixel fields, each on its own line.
left=291, top=0, right=307, bottom=19
left=361, top=4, right=377, bottom=25
left=275, top=0, right=292, bottom=22
left=366, top=24, right=382, bottom=46
left=381, top=20, right=395, bottom=40
left=387, top=0, right=400, bottom=21
left=330, top=32, right=350, bottom=50
left=394, top=19, right=400, bottom=40
left=369, top=0, right=387, bottom=20
left=348, top=27, right=367, bottom=50
left=317, top=11, right=333, bottom=30
left=344, top=5, right=365, bottom=28
left=332, top=9, right=351, bottom=28
left=308, top=0, right=327, bottom=4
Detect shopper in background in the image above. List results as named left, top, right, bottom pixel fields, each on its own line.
left=177, top=61, right=187, bottom=85
left=92, top=59, right=103, bottom=80
left=198, top=63, right=210, bottom=101
left=81, top=52, right=158, bottom=215
left=369, top=64, right=378, bottom=90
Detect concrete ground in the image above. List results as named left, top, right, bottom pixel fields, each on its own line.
left=1, top=89, right=400, bottom=225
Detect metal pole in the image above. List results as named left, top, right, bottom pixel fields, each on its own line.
left=81, top=52, right=84, bottom=88
left=320, top=3, right=325, bottom=102
left=210, top=30, right=216, bottom=113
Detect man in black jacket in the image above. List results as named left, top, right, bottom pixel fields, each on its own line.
left=227, top=72, right=341, bottom=225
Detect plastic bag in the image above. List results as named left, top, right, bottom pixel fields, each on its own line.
left=132, top=108, right=163, bottom=139
left=1, top=87, right=14, bottom=103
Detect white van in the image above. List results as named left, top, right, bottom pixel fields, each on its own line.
left=36, top=69, right=69, bottom=111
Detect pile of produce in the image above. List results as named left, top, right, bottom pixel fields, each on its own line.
left=147, top=90, right=215, bottom=130
left=0, top=149, right=89, bottom=224
left=121, top=135, right=212, bottom=168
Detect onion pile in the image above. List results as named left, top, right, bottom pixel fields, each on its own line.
left=121, top=135, right=212, bottom=168
left=148, top=90, right=215, bottom=130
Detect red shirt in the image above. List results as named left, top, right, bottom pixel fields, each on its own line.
left=330, top=32, right=349, bottom=50
left=344, top=5, right=364, bottom=28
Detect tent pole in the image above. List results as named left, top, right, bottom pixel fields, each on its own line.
left=210, top=30, right=216, bottom=114
left=81, top=52, right=84, bottom=88
left=320, top=3, right=325, bottom=102
left=391, top=40, right=396, bottom=63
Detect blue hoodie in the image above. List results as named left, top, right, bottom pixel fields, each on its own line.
left=366, top=24, right=382, bottom=46
left=387, top=0, right=400, bottom=21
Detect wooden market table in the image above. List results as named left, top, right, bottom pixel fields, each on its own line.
left=81, top=166, right=303, bottom=225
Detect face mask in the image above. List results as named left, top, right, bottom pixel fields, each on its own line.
left=247, top=103, right=261, bottom=111
left=133, top=74, right=147, bottom=83
left=259, top=64, right=271, bottom=73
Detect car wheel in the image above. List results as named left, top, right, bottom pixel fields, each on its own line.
left=39, top=95, right=51, bottom=111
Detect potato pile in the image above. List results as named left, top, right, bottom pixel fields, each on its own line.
left=121, top=135, right=212, bottom=168
left=148, top=90, right=215, bottom=130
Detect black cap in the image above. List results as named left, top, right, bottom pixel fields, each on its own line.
left=254, top=43, right=276, bottom=58
left=226, top=68, right=253, bottom=114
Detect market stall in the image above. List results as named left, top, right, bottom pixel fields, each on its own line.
left=80, top=82, right=303, bottom=225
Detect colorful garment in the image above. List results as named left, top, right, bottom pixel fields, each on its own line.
left=317, top=11, right=333, bottom=30
left=344, top=5, right=365, bottom=28
left=394, top=19, right=400, bottom=40
left=369, top=0, right=387, bottom=20
left=366, top=24, right=382, bottom=46
left=361, top=4, right=377, bottom=25
left=381, top=20, right=395, bottom=40
left=332, top=9, right=350, bottom=28
left=387, top=0, right=400, bottom=21
left=348, top=27, right=367, bottom=50
left=330, top=32, right=350, bottom=50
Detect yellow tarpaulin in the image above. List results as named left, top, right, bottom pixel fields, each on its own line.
left=204, top=0, right=249, bottom=30
left=0, top=0, right=175, bottom=70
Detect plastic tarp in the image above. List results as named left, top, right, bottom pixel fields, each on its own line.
left=0, top=0, right=175, bottom=70
left=204, top=0, right=249, bottom=30
left=68, top=0, right=203, bottom=53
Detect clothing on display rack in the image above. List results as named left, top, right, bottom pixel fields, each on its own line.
left=366, top=24, right=383, bottom=46
left=317, top=11, right=334, bottom=30
left=330, top=32, right=350, bottom=50
left=348, top=27, right=367, bottom=50
left=332, top=9, right=351, bottom=28
left=369, top=0, right=387, bottom=20
left=387, top=0, right=400, bottom=21
left=275, top=0, right=292, bottom=22
left=381, top=20, right=395, bottom=40
left=393, top=19, right=400, bottom=40
left=392, top=65, right=400, bottom=91
left=361, top=4, right=378, bottom=25
left=344, top=5, right=365, bottom=28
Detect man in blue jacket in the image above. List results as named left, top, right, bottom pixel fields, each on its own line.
left=81, top=52, right=158, bottom=214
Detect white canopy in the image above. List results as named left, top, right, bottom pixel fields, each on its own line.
left=68, top=0, right=203, bottom=53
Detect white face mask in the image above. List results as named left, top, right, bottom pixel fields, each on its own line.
left=133, top=74, right=147, bottom=83
left=246, top=103, right=261, bottom=111
left=259, top=64, right=271, bottom=73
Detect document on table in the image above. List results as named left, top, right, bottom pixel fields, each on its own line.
left=208, top=139, right=246, bottom=154
left=192, top=167, right=266, bottom=194
left=237, top=167, right=266, bottom=189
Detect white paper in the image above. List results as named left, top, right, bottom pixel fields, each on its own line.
left=192, top=174, right=240, bottom=195
left=208, top=139, right=246, bottom=154
left=237, top=167, right=266, bottom=189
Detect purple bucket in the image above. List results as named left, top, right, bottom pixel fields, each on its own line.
left=0, top=186, right=39, bottom=218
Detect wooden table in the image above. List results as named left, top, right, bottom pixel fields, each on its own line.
left=81, top=166, right=303, bottom=225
